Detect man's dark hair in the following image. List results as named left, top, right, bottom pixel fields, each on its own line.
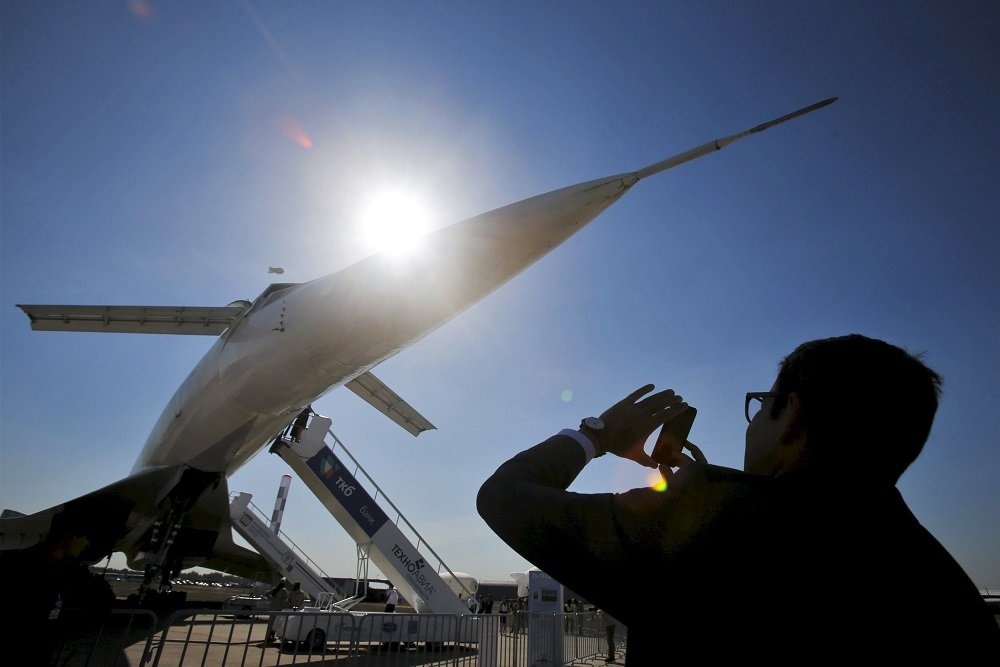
left=773, top=334, right=942, bottom=483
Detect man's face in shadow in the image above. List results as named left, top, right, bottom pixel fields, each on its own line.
left=744, top=381, right=803, bottom=476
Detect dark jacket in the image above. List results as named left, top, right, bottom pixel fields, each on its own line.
left=478, top=434, right=999, bottom=664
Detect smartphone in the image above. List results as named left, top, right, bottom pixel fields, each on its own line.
left=651, top=406, right=700, bottom=466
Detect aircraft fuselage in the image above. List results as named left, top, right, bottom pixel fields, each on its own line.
left=134, top=173, right=638, bottom=477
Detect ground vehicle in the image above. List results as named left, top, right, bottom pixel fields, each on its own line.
left=221, top=594, right=270, bottom=618
left=272, top=593, right=487, bottom=653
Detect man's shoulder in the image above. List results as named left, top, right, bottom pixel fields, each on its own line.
left=617, top=463, right=770, bottom=511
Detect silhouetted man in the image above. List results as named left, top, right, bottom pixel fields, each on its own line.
left=478, top=335, right=999, bottom=664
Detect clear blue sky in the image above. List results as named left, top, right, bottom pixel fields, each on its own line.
left=2, top=2, right=997, bottom=589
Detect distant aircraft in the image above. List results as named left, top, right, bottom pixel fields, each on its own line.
left=0, top=98, right=836, bottom=597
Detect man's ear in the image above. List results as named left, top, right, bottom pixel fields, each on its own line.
left=777, top=392, right=808, bottom=456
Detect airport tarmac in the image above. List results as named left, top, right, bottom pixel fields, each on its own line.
left=50, top=609, right=624, bottom=667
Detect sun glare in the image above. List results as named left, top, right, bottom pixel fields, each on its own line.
left=648, top=469, right=668, bottom=492
left=357, top=189, right=432, bottom=257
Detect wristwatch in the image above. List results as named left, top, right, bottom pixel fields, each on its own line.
left=579, top=417, right=607, bottom=455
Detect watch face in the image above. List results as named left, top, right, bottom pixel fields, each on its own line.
left=583, top=417, right=605, bottom=430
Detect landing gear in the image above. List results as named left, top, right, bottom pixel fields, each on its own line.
left=134, top=469, right=221, bottom=604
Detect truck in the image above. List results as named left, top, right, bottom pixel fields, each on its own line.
left=221, top=593, right=272, bottom=618
left=272, top=602, right=486, bottom=654
left=273, top=573, right=488, bottom=654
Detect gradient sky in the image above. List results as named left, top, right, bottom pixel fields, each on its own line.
left=2, top=2, right=997, bottom=590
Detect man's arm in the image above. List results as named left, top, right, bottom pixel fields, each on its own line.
left=479, top=433, right=766, bottom=625
left=478, top=384, right=691, bottom=560
left=478, top=434, right=626, bottom=563
left=477, top=432, right=684, bottom=618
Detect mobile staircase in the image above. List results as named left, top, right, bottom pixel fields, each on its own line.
left=268, top=413, right=476, bottom=615
left=228, top=492, right=362, bottom=608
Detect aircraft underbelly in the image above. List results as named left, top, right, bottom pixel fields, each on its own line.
left=136, top=174, right=638, bottom=476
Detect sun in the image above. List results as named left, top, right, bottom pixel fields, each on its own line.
left=357, top=188, right=432, bottom=257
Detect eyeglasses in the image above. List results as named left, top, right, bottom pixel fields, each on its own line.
left=745, top=391, right=783, bottom=423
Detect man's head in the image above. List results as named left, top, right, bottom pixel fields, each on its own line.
left=745, top=334, right=941, bottom=483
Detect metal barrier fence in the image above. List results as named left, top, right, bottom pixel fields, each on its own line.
left=46, top=609, right=626, bottom=666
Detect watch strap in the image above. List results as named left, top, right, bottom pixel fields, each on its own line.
left=559, top=429, right=600, bottom=461
left=577, top=418, right=607, bottom=457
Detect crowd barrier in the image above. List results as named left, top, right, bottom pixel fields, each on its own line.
left=46, top=608, right=626, bottom=666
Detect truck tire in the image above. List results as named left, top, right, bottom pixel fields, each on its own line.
left=305, top=628, right=326, bottom=653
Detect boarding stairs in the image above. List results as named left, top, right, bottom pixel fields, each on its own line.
left=228, top=492, right=362, bottom=608
left=269, top=413, right=475, bottom=615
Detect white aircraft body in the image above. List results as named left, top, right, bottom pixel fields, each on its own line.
left=0, top=98, right=836, bottom=592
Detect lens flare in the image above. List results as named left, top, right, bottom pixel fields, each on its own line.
left=647, top=469, right=667, bottom=492
left=130, top=1, right=152, bottom=19
left=278, top=115, right=313, bottom=149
